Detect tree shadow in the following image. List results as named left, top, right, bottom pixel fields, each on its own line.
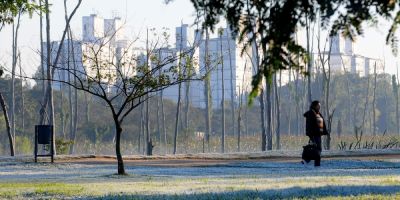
left=88, top=185, right=400, bottom=199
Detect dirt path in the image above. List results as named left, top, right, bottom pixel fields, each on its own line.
left=56, top=153, right=400, bottom=167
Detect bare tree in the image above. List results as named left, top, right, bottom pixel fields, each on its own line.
left=274, top=72, right=281, bottom=150
left=226, top=28, right=236, bottom=139
left=305, top=15, right=311, bottom=104
left=266, top=79, right=273, bottom=150
left=237, top=61, right=249, bottom=151
left=19, top=52, right=25, bottom=137
left=68, top=29, right=79, bottom=154
left=392, top=74, right=399, bottom=135
left=218, top=27, right=226, bottom=153
left=0, top=92, right=13, bottom=156
left=173, top=24, right=185, bottom=155
left=39, top=0, right=45, bottom=96
left=287, top=70, right=293, bottom=136
left=203, top=27, right=212, bottom=152
left=372, top=62, right=377, bottom=136
left=40, top=0, right=83, bottom=156
left=10, top=8, right=21, bottom=154
left=45, top=29, right=202, bottom=174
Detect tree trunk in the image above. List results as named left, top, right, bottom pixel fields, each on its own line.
left=145, top=97, right=151, bottom=155
left=259, top=89, right=266, bottom=151
left=184, top=68, right=191, bottom=153
left=68, top=49, right=73, bottom=144
left=219, top=32, right=225, bottom=153
left=160, top=90, right=167, bottom=154
left=60, top=81, right=65, bottom=138
left=68, top=29, right=78, bottom=154
left=288, top=70, right=292, bottom=136
left=84, top=93, right=90, bottom=124
left=144, top=28, right=152, bottom=156
left=275, top=72, right=281, bottom=150
left=361, top=76, right=371, bottom=135
left=372, top=63, right=377, bottom=136
left=19, top=52, right=25, bottom=137
left=11, top=11, right=21, bottom=154
left=173, top=83, right=182, bottom=155
left=45, top=0, right=56, bottom=155
left=39, top=0, right=82, bottom=154
left=139, top=103, right=144, bottom=154
left=226, top=29, right=236, bottom=138
left=0, top=92, right=14, bottom=156
left=397, top=69, right=400, bottom=135
left=323, top=42, right=333, bottom=150
left=114, top=120, right=126, bottom=175
left=237, top=94, right=242, bottom=152
left=294, top=70, right=301, bottom=136
left=203, top=28, right=212, bottom=153
left=306, top=16, right=312, bottom=104
left=266, top=81, right=273, bottom=151
left=39, top=0, right=45, bottom=95
left=394, top=74, right=399, bottom=135
left=156, top=93, right=161, bottom=145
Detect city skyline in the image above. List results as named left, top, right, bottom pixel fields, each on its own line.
left=0, top=0, right=399, bottom=79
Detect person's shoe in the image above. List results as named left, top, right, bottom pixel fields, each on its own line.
left=301, top=159, right=310, bottom=164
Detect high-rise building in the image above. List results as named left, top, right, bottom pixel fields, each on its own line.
left=44, top=14, right=140, bottom=93
left=313, top=34, right=384, bottom=77
left=82, top=14, right=104, bottom=43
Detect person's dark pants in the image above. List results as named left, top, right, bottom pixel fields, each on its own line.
left=309, top=135, right=322, bottom=166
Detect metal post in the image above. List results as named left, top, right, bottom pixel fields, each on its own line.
left=50, top=126, right=54, bottom=163
left=34, top=126, right=38, bottom=163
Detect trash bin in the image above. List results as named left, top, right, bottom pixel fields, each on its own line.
left=35, top=125, right=52, bottom=144
left=34, top=125, right=54, bottom=163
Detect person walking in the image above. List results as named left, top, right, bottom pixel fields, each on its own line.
left=303, top=100, right=328, bottom=167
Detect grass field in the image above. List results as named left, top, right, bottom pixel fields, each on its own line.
left=1, top=155, right=400, bottom=199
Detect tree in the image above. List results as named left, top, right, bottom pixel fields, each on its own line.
left=274, top=72, right=281, bottom=150
left=372, top=63, right=378, bottom=136
left=203, top=27, right=212, bottom=152
left=173, top=25, right=184, bottom=155
left=0, top=89, right=13, bottom=156
left=39, top=0, right=82, bottom=157
left=392, top=75, right=399, bottom=135
left=217, top=27, right=226, bottom=153
left=50, top=31, right=200, bottom=174
left=0, top=0, right=41, bottom=31
left=10, top=8, right=22, bottom=154
left=0, top=0, right=42, bottom=156
left=187, top=0, right=400, bottom=103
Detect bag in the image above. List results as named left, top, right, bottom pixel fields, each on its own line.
left=302, top=141, right=320, bottom=161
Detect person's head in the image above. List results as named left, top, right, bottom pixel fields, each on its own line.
left=310, top=100, right=321, bottom=112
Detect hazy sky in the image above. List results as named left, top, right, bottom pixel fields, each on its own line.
left=0, top=0, right=399, bottom=76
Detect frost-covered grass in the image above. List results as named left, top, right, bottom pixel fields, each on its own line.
left=1, top=158, right=400, bottom=199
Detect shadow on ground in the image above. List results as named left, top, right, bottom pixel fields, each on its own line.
left=87, top=185, right=400, bottom=199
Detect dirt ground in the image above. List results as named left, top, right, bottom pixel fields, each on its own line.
left=55, top=152, right=400, bottom=167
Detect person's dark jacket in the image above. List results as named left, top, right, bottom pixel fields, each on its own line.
left=303, top=109, right=328, bottom=137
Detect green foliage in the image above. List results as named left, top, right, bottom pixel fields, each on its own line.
left=188, top=0, right=400, bottom=99
left=55, top=139, right=74, bottom=155
left=15, top=136, right=32, bottom=154
left=0, top=0, right=44, bottom=25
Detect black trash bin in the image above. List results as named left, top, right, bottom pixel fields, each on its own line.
left=34, top=125, right=54, bottom=163
left=36, top=125, right=52, bottom=144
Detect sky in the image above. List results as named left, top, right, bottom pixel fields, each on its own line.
left=0, top=0, right=399, bottom=77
